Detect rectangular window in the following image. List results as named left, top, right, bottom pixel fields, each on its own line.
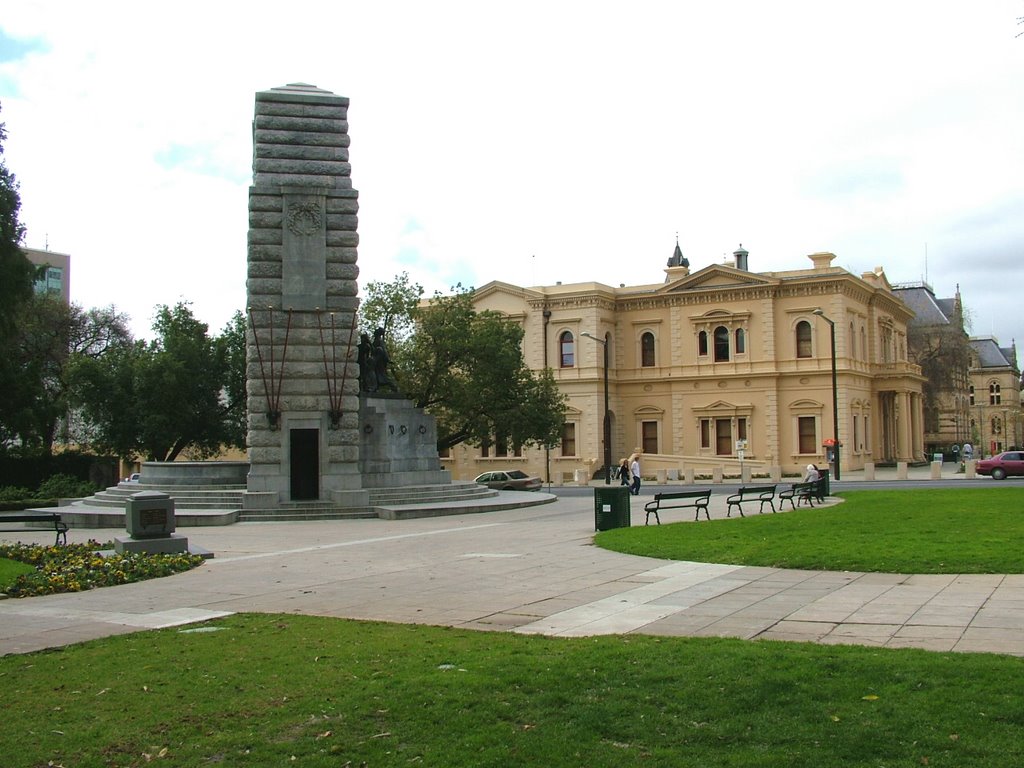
left=480, top=437, right=491, bottom=458
left=438, top=446, right=451, bottom=458
left=700, top=418, right=711, bottom=449
left=737, top=418, right=747, bottom=442
left=560, top=423, right=576, bottom=457
left=715, top=418, right=732, bottom=455
left=798, top=416, right=817, bottom=454
left=495, top=434, right=508, bottom=457
left=853, top=416, right=860, bottom=454
left=642, top=421, right=658, bottom=454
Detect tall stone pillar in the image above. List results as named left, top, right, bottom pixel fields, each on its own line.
left=245, top=83, right=368, bottom=509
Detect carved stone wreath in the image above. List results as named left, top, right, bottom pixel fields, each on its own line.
left=287, top=201, right=322, bottom=236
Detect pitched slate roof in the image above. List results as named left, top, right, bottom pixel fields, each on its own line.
left=892, top=285, right=953, bottom=327
left=970, top=336, right=1017, bottom=370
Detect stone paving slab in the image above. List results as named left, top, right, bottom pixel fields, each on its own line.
left=1, top=488, right=1023, bottom=658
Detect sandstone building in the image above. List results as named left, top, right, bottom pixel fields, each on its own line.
left=445, top=246, right=926, bottom=481
left=968, top=336, right=1021, bottom=456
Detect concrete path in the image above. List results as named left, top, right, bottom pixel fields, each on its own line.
left=3, top=482, right=1023, bottom=657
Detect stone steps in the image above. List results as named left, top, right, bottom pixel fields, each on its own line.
left=80, top=483, right=247, bottom=510
left=237, top=506, right=379, bottom=522
left=367, top=482, right=497, bottom=505
left=58, top=479, right=547, bottom=526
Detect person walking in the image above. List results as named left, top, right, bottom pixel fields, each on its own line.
left=618, top=458, right=630, bottom=486
left=629, top=454, right=642, bottom=496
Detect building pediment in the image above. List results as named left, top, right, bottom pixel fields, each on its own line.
left=663, top=264, right=778, bottom=293
left=692, top=400, right=753, bottom=417
left=473, top=280, right=544, bottom=302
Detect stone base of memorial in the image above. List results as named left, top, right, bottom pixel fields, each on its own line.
left=114, top=490, right=190, bottom=555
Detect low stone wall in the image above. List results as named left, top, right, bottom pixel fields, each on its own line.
left=140, top=461, right=249, bottom=486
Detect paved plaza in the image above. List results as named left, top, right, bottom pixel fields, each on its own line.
left=2, top=476, right=1023, bottom=658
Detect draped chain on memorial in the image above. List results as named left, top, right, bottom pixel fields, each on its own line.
left=247, top=307, right=294, bottom=429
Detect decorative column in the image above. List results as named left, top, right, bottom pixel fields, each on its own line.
left=245, top=83, right=367, bottom=509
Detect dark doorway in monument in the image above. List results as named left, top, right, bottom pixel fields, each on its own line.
left=290, top=428, right=320, bottom=500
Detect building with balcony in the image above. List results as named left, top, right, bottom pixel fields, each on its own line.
left=447, top=246, right=926, bottom=482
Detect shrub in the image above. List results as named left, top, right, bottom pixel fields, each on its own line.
left=35, top=474, right=96, bottom=499
left=0, top=486, right=32, bottom=502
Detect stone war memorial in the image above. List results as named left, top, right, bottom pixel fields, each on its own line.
left=54, top=83, right=548, bottom=527
left=244, top=82, right=453, bottom=517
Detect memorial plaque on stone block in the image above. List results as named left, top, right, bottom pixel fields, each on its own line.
left=126, top=491, right=176, bottom=538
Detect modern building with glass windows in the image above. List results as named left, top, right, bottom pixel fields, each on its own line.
left=24, top=247, right=71, bottom=304
left=448, top=246, right=926, bottom=482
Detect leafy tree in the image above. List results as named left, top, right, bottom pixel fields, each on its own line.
left=0, top=294, right=133, bottom=452
left=68, top=302, right=245, bottom=462
left=363, top=279, right=566, bottom=452
left=0, top=106, right=39, bottom=449
left=218, top=310, right=248, bottom=449
left=0, top=106, right=34, bottom=338
left=360, top=271, right=423, bottom=342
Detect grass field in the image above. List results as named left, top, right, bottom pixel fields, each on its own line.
left=0, top=556, right=34, bottom=588
left=596, top=488, right=1024, bottom=573
left=3, top=487, right=1024, bottom=766
left=2, top=613, right=1022, bottom=767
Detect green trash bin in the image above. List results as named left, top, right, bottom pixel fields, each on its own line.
left=818, top=469, right=830, bottom=499
left=595, top=486, right=631, bottom=531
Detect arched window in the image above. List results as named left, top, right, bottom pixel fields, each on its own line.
left=849, top=322, right=856, bottom=358
left=860, top=326, right=867, bottom=361
left=990, top=383, right=1001, bottom=405
left=796, top=320, right=812, bottom=358
left=640, top=332, right=656, bottom=367
left=734, top=328, right=746, bottom=354
left=713, top=326, right=730, bottom=361
left=969, top=385, right=975, bottom=406
left=698, top=330, right=708, bottom=356
left=559, top=331, right=575, bottom=368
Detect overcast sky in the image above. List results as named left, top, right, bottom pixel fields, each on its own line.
left=2, top=1, right=1022, bottom=353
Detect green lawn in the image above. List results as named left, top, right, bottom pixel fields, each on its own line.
left=0, top=556, right=34, bottom=589
left=4, top=488, right=1024, bottom=766
left=597, top=488, right=1024, bottom=573
left=2, top=613, right=1022, bottom=767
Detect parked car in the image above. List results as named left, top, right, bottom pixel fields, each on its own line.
left=474, top=470, right=543, bottom=491
left=123, top=473, right=141, bottom=483
left=975, top=451, right=1024, bottom=480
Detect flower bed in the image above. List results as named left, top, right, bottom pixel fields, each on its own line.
left=0, top=541, right=204, bottom=598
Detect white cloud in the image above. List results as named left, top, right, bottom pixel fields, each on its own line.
left=1, top=0, right=1022, bottom=348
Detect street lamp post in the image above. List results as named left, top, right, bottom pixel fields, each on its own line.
left=581, top=331, right=612, bottom=484
left=812, top=309, right=840, bottom=481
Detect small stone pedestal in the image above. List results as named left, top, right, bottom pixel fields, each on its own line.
left=115, top=491, right=189, bottom=555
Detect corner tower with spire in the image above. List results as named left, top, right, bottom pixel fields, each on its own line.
left=664, top=236, right=690, bottom=281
